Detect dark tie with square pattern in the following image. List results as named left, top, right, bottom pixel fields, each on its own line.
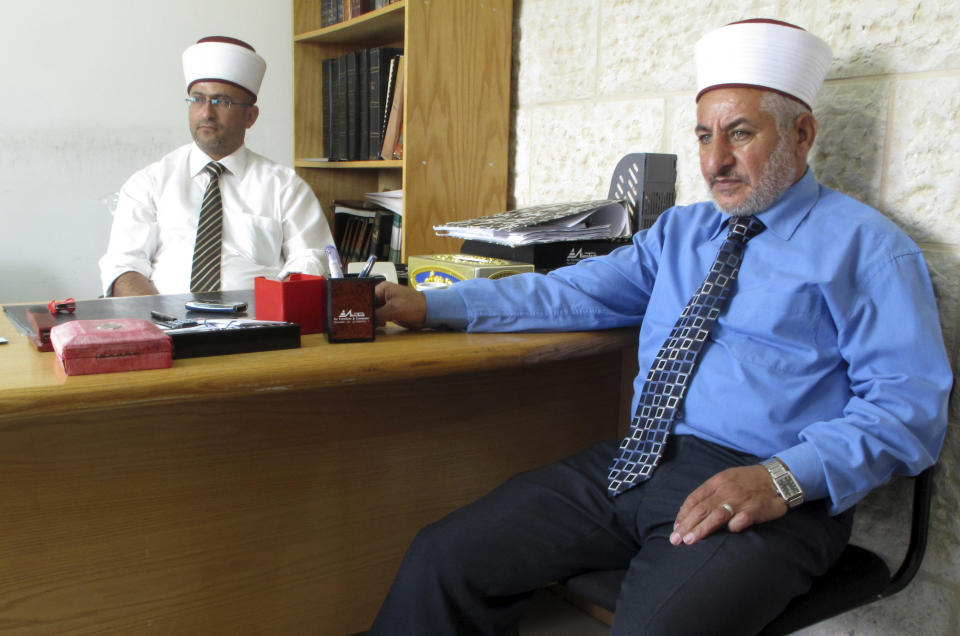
left=190, top=161, right=226, bottom=293
left=607, top=214, right=766, bottom=496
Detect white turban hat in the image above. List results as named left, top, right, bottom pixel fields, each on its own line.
left=183, top=36, right=267, bottom=100
left=695, top=19, right=832, bottom=109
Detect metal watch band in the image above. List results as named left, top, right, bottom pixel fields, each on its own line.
left=762, top=458, right=804, bottom=509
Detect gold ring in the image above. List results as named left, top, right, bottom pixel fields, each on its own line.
left=720, top=503, right=735, bottom=516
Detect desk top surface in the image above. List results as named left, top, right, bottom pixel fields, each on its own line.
left=1, top=295, right=637, bottom=420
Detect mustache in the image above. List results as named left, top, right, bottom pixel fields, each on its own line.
left=709, top=170, right=750, bottom=187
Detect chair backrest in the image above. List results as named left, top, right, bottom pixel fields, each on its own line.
left=606, top=153, right=677, bottom=232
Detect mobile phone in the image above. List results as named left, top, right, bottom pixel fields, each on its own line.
left=184, top=300, right=248, bottom=314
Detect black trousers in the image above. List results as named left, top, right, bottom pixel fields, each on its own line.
left=369, top=436, right=852, bottom=636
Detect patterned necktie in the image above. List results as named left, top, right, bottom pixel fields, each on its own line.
left=190, top=161, right=226, bottom=293
left=607, top=215, right=766, bottom=496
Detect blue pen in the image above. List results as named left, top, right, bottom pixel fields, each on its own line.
left=359, top=255, right=377, bottom=278
left=325, top=245, right=344, bottom=278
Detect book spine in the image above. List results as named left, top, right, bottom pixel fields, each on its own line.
left=388, top=212, right=402, bottom=263
left=359, top=215, right=374, bottom=258
left=350, top=0, right=370, bottom=18
left=322, top=58, right=333, bottom=160
left=367, top=48, right=382, bottom=161
left=321, top=0, right=334, bottom=27
left=369, top=209, right=384, bottom=258
left=359, top=49, right=370, bottom=161
left=334, top=55, right=348, bottom=161
left=380, top=56, right=404, bottom=160
left=346, top=51, right=359, bottom=161
left=380, top=55, right=400, bottom=150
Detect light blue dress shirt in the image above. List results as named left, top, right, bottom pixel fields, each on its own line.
left=424, top=170, right=952, bottom=514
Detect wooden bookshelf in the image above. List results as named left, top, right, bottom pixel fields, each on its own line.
left=292, top=0, right=513, bottom=260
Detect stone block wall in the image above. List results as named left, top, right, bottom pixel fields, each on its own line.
left=510, top=1, right=960, bottom=633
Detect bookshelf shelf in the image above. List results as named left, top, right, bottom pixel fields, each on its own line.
left=294, top=2, right=405, bottom=44
left=295, top=159, right=403, bottom=169
left=292, top=0, right=513, bottom=261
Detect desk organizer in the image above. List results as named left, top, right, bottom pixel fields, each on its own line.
left=326, top=276, right=376, bottom=343
left=50, top=319, right=173, bottom=376
left=254, top=274, right=327, bottom=334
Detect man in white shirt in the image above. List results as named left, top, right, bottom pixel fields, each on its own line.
left=99, top=36, right=334, bottom=296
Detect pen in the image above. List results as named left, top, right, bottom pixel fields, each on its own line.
left=150, top=310, right=179, bottom=323
left=359, top=255, right=377, bottom=278
left=325, top=245, right=344, bottom=278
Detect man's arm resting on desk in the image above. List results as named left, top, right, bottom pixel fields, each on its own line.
left=108, top=271, right=159, bottom=297
left=375, top=281, right=472, bottom=331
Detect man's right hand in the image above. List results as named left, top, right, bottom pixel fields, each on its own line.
left=374, top=281, right=427, bottom=329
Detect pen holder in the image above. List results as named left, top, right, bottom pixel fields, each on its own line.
left=326, top=275, right=376, bottom=343
left=254, top=274, right=327, bottom=334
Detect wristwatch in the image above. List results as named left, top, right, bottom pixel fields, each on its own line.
left=762, top=458, right=804, bottom=509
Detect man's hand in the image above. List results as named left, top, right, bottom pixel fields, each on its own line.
left=670, top=464, right=787, bottom=546
left=374, top=281, right=427, bottom=329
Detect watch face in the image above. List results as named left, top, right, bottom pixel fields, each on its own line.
left=764, top=460, right=803, bottom=507
left=777, top=477, right=801, bottom=499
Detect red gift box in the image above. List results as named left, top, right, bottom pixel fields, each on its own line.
left=50, top=319, right=173, bottom=376
left=254, top=274, right=327, bottom=334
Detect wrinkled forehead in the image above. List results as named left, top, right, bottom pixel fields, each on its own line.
left=695, top=87, right=773, bottom=129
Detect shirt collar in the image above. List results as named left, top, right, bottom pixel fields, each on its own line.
left=708, top=168, right=820, bottom=241
left=189, top=143, right=249, bottom=179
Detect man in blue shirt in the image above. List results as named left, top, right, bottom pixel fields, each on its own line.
left=367, top=20, right=952, bottom=636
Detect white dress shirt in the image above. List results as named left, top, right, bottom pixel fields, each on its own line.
left=99, top=143, right=334, bottom=295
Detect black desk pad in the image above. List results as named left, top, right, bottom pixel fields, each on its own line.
left=3, top=290, right=301, bottom=359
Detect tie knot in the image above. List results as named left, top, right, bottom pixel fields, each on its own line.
left=204, top=161, right=225, bottom=178
left=727, top=215, right=765, bottom=244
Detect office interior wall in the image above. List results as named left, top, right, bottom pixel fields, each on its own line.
left=511, top=1, right=960, bottom=634
left=0, top=0, right=293, bottom=303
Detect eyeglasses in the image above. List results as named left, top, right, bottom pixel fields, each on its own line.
left=185, top=95, right=254, bottom=110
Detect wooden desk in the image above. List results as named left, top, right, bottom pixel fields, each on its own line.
left=0, top=313, right=637, bottom=635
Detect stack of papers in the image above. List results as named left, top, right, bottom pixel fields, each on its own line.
left=433, top=199, right=630, bottom=246
left=364, top=189, right=403, bottom=216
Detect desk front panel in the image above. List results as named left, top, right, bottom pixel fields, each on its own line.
left=0, top=349, right=626, bottom=634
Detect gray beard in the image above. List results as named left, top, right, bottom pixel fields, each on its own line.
left=708, top=138, right=797, bottom=217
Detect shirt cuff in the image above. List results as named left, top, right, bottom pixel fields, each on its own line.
left=280, top=254, right=325, bottom=279
left=424, top=287, right=469, bottom=330
left=772, top=441, right=829, bottom=504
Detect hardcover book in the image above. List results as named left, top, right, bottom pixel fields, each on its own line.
left=380, top=56, right=404, bottom=160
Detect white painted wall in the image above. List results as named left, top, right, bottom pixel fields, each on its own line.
left=0, top=1, right=293, bottom=303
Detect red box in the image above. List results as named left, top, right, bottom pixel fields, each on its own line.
left=254, top=274, right=327, bottom=334
left=50, top=319, right=173, bottom=376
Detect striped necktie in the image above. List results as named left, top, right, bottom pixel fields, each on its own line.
left=608, top=214, right=766, bottom=496
left=190, top=161, right=226, bottom=293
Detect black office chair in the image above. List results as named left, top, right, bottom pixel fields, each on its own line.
left=606, top=153, right=677, bottom=232
left=556, top=466, right=935, bottom=634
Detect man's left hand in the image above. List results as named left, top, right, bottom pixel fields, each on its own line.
left=670, top=465, right=787, bottom=546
